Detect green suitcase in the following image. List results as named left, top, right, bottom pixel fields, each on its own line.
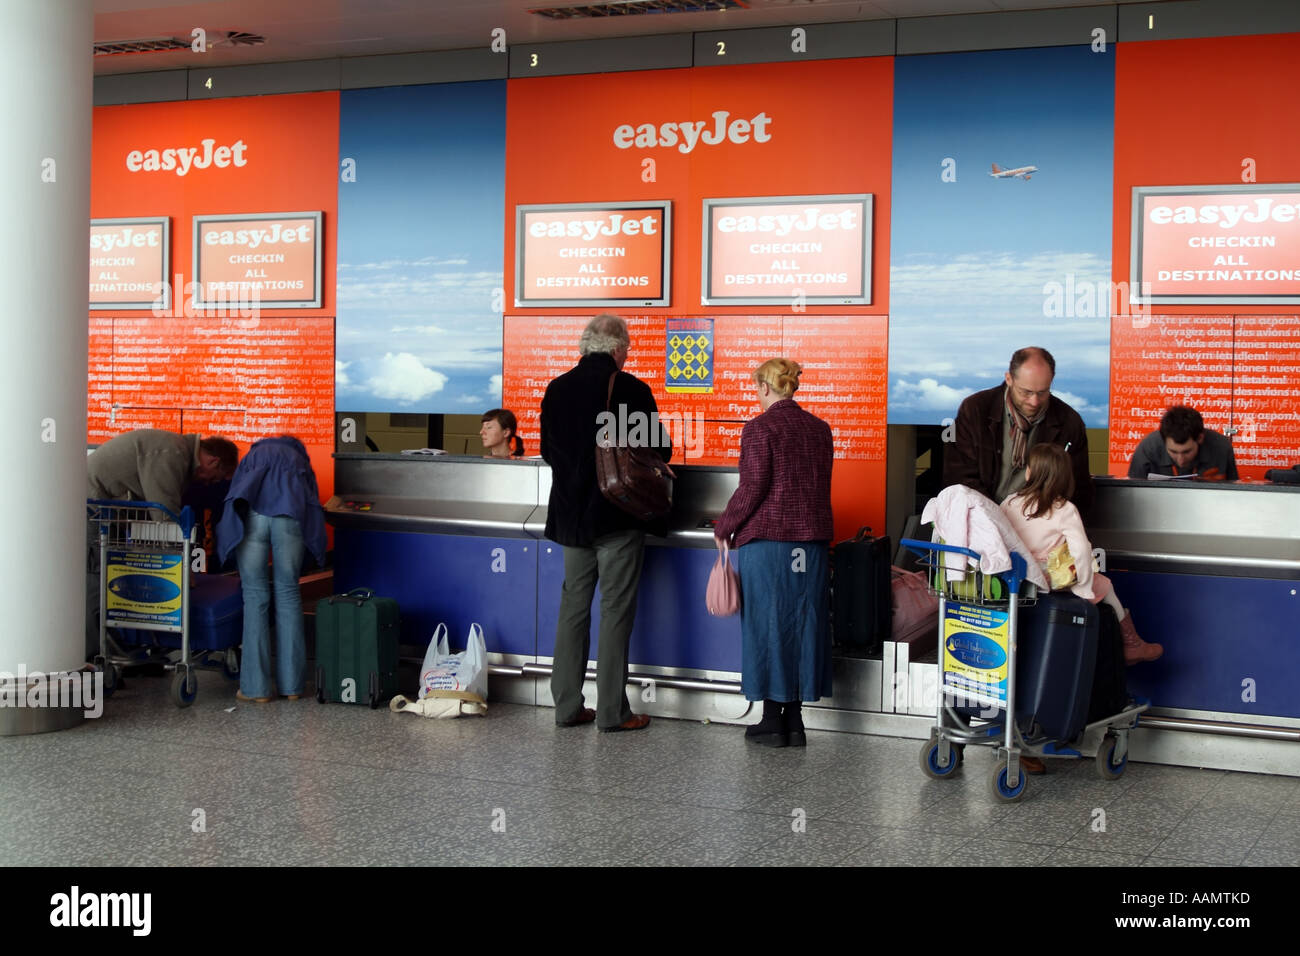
left=314, top=588, right=400, bottom=708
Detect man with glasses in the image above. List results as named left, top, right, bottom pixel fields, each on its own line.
left=944, top=347, right=1093, bottom=517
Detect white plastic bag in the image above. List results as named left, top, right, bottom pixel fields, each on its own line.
left=418, top=622, right=488, bottom=701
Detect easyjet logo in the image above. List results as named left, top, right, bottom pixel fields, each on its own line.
left=613, top=110, right=771, bottom=154
left=202, top=222, right=312, bottom=248
left=1147, top=196, right=1300, bottom=229
left=527, top=214, right=658, bottom=241
left=90, top=228, right=161, bottom=251
left=125, top=138, right=248, bottom=176
left=716, top=207, right=857, bottom=237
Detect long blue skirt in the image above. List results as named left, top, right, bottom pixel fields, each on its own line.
left=736, top=540, right=832, bottom=702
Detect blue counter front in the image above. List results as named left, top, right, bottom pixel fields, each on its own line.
left=1110, top=569, right=1300, bottom=720
left=334, top=525, right=742, bottom=672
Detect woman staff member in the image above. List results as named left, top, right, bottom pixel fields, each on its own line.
left=714, top=359, right=834, bottom=747
left=217, top=435, right=327, bottom=702
left=480, top=409, right=524, bottom=458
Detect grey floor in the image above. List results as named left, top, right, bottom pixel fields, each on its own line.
left=2, top=668, right=1298, bottom=867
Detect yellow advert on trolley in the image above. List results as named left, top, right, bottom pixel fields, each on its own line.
left=105, top=550, right=184, bottom=628
left=941, top=602, right=1010, bottom=708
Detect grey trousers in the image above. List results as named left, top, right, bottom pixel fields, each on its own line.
left=551, top=529, right=646, bottom=729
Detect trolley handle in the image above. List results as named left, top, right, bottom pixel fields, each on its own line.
left=898, top=538, right=1029, bottom=596
left=86, top=498, right=196, bottom=539
left=899, top=537, right=983, bottom=561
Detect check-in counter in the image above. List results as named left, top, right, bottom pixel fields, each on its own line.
left=1085, top=477, right=1300, bottom=773
left=877, top=476, right=1300, bottom=775
left=326, top=455, right=753, bottom=717
left=325, top=454, right=887, bottom=726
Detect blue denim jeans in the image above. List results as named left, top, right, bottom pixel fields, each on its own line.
left=234, top=508, right=306, bottom=697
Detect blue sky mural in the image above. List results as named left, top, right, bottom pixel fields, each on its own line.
left=889, top=45, right=1115, bottom=427
left=336, top=80, right=505, bottom=413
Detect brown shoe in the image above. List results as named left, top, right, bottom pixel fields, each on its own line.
left=1119, top=611, right=1163, bottom=664
left=601, top=713, right=651, bottom=733
left=1019, top=755, right=1047, bottom=775
left=283, top=694, right=303, bottom=701
left=558, top=707, right=596, bottom=727
left=236, top=690, right=271, bottom=703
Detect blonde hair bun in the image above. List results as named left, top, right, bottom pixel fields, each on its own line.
left=754, top=358, right=802, bottom=398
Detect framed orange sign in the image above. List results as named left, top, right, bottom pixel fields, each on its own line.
left=1131, top=184, right=1300, bottom=305
left=90, top=217, right=169, bottom=310
left=192, top=211, right=322, bottom=309
left=514, top=201, right=671, bottom=308
left=702, top=194, right=872, bottom=306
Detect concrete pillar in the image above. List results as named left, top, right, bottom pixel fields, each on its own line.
left=0, top=0, right=94, bottom=733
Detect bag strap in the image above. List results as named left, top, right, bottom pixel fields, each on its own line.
left=606, top=372, right=616, bottom=412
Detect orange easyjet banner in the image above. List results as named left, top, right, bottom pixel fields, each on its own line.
left=1134, top=185, right=1300, bottom=303
left=194, top=213, right=322, bottom=307
left=504, top=59, right=892, bottom=537
left=704, top=196, right=871, bottom=305
left=516, top=203, right=668, bottom=306
left=89, top=218, right=169, bottom=309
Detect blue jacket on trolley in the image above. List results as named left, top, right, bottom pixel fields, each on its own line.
left=216, top=436, right=328, bottom=568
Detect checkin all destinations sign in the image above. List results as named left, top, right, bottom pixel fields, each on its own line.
left=193, top=211, right=323, bottom=308
left=702, top=194, right=872, bottom=306
left=1132, top=184, right=1300, bottom=304
left=514, top=201, right=671, bottom=308
left=90, top=217, right=170, bottom=310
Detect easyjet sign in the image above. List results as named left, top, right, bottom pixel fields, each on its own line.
left=125, top=138, right=248, bottom=176
left=612, top=110, right=771, bottom=154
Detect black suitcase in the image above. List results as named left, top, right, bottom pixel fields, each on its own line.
left=832, top=527, right=891, bottom=653
left=1088, top=604, right=1129, bottom=721
left=1014, top=593, right=1099, bottom=742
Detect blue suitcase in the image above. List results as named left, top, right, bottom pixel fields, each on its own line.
left=119, top=573, right=243, bottom=652
left=1014, top=593, right=1099, bottom=742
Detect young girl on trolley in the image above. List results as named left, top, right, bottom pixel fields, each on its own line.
left=999, top=443, right=1162, bottom=665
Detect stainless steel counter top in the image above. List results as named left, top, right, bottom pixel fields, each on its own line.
left=327, top=454, right=738, bottom=547
left=1090, top=476, right=1300, bottom=577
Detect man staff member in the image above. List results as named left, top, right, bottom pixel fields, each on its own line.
left=945, top=347, right=1093, bottom=516
left=86, top=430, right=239, bottom=659
left=540, top=314, right=672, bottom=733
left=1128, top=405, right=1239, bottom=481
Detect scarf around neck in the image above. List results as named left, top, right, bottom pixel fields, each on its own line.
left=1005, top=385, right=1047, bottom=471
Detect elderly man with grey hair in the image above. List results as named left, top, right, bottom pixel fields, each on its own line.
left=540, top=313, right=672, bottom=732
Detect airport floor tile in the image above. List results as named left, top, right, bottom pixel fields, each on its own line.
left=0, top=668, right=1294, bottom=867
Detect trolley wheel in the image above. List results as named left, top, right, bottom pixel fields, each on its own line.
left=222, top=649, right=240, bottom=680
left=1095, top=733, right=1128, bottom=780
left=171, top=668, right=197, bottom=708
left=988, top=762, right=1029, bottom=803
left=919, top=739, right=964, bottom=778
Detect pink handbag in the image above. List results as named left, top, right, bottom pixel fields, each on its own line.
left=706, top=539, right=741, bottom=617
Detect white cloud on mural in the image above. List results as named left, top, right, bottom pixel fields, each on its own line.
left=365, top=352, right=449, bottom=403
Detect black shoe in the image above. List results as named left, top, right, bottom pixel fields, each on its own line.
left=744, top=714, right=783, bottom=739
left=784, top=704, right=807, bottom=748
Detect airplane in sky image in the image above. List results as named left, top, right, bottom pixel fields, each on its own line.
left=991, top=162, right=1038, bottom=180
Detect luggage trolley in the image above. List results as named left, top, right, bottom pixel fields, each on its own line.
left=899, top=538, right=1147, bottom=803
left=88, top=498, right=234, bottom=708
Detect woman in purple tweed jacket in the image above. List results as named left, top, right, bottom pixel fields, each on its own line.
left=714, top=359, right=834, bottom=748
